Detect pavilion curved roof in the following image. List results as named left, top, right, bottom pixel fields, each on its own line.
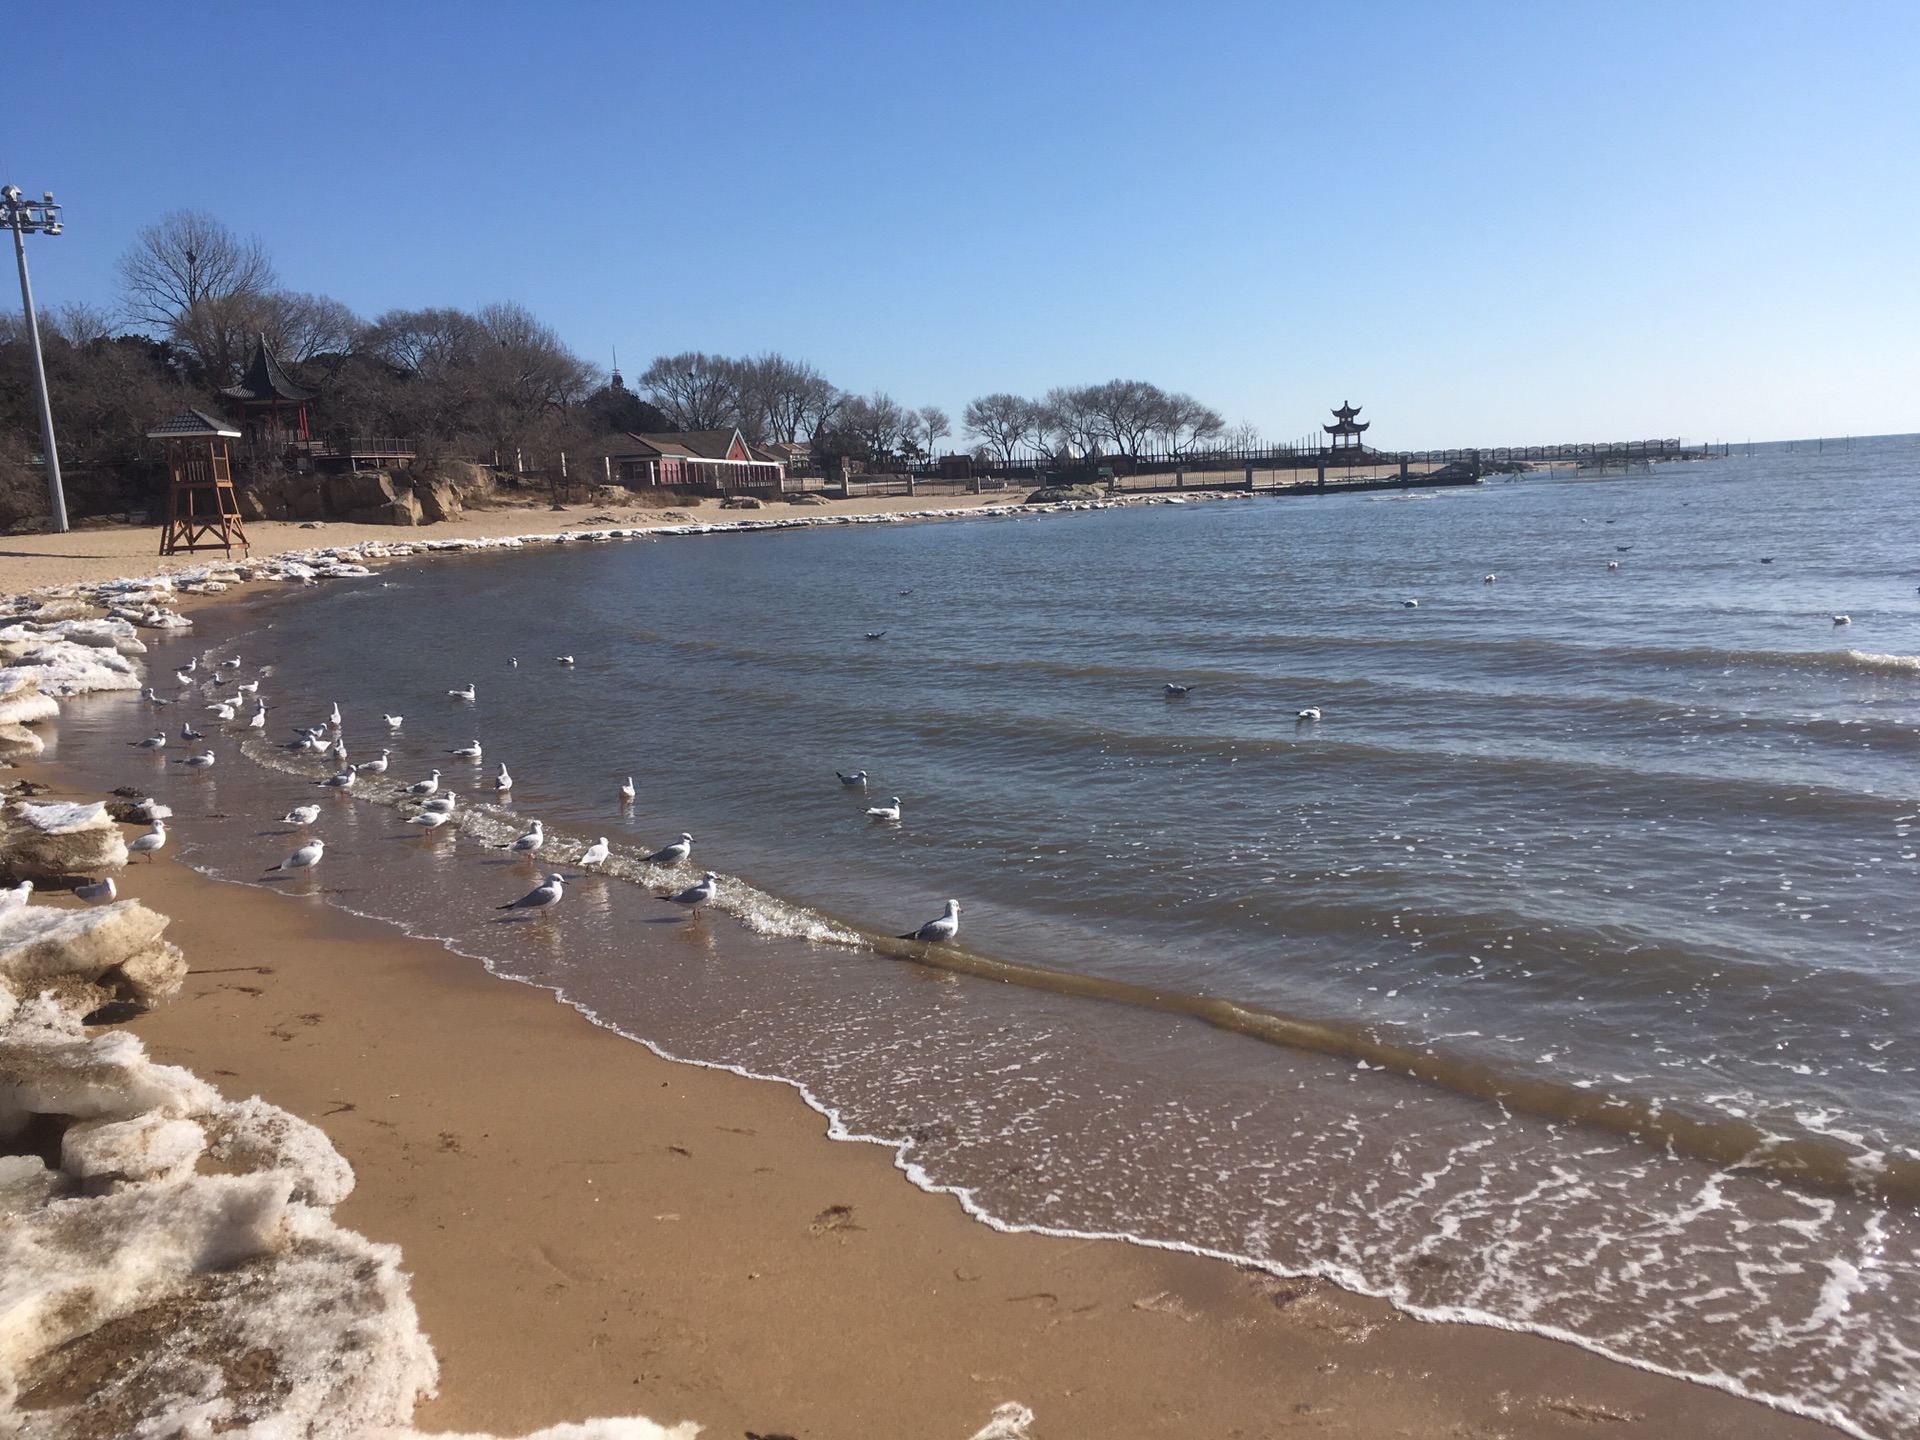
left=220, top=336, right=318, bottom=404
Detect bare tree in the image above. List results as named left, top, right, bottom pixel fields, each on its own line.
left=735, top=353, right=841, bottom=442
left=1038, top=385, right=1105, bottom=458
left=916, top=404, right=951, bottom=458
left=1219, top=420, right=1262, bottom=452
left=638, top=351, right=742, bottom=431
left=963, top=393, right=1041, bottom=463
left=826, top=392, right=915, bottom=464
left=117, top=210, right=276, bottom=348
left=1079, top=379, right=1168, bottom=458
left=1160, top=392, right=1227, bottom=455
left=260, top=291, right=362, bottom=366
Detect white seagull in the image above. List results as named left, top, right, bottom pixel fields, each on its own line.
left=235, top=680, right=260, bottom=695
left=578, top=837, right=611, bottom=871
left=837, top=770, right=869, bottom=787
left=383, top=713, right=404, bottom=729
left=1607, top=560, right=1620, bottom=570
left=668, top=871, right=717, bottom=918
left=174, top=751, right=217, bottom=769
left=407, top=809, right=453, bottom=830
left=247, top=703, right=268, bottom=731
left=206, top=702, right=236, bottom=721
left=1296, top=707, right=1322, bottom=722
left=644, top=832, right=693, bottom=866
left=132, top=732, right=167, bottom=750
left=498, top=872, right=565, bottom=918
left=900, top=899, right=961, bottom=943
left=405, top=770, right=442, bottom=796
left=272, top=837, right=325, bottom=872
left=129, top=821, right=168, bottom=863
left=448, top=684, right=476, bottom=702
left=0, top=880, right=31, bottom=913
left=73, top=876, right=116, bottom=904
left=618, top=777, right=636, bottom=803
left=356, top=749, right=392, bottom=775
left=141, top=686, right=171, bottom=706
left=555, top=655, right=575, bottom=666
left=501, top=819, right=545, bottom=857
left=1401, top=599, right=1419, bottom=609
left=178, top=721, right=203, bottom=741
left=493, top=763, right=513, bottom=792
left=173, top=668, right=196, bottom=686
left=283, top=804, right=322, bottom=826
left=1833, top=614, right=1852, bottom=626
left=1484, top=573, right=1497, bottom=583
left=419, top=794, right=457, bottom=816
left=1164, top=683, right=1192, bottom=697
left=448, top=740, right=483, bottom=760
left=866, top=796, right=903, bottom=822
left=328, top=701, right=343, bottom=726
left=317, top=768, right=356, bottom=789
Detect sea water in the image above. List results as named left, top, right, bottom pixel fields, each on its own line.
left=44, top=438, right=1920, bottom=1436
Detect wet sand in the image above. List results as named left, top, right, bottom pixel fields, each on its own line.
left=11, top=752, right=1839, bottom=1439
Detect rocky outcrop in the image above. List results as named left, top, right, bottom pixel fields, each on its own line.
left=1023, top=484, right=1108, bottom=504
left=0, top=800, right=130, bottom=883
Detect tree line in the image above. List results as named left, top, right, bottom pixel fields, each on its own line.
left=0, top=208, right=1251, bottom=526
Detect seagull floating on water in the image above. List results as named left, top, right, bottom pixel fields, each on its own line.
left=73, top=876, right=116, bottom=904
left=129, top=821, right=168, bottom=862
left=174, top=751, right=216, bottom=769
left=619, top=777, right=636, bottom=803
left=328, top=701, right=342, bottom=727
left=866, top=796, right=903, bottom=822
left=283, top=805, right=321, bottom=826
left=448, top=684, right=476, bottom=702
left=272, top=838, right=325, bottom=872
left=1401, top=599, right=1419, bottom=609
left=644, top=832, right=693, bottom=866
left=1607, top=560, right=1620, bottom=570
left=383, top=713, right=404, bottom=729
left=1484, top=574, right=1497, bottom=584
left=556, top=655, right=575, bottom=666
left=578, top=837, right=611, bottom=871
left=668, top=871, right=717, bottom=918
left=1164, top=683, right=1192, bottom=697
left=174, top=669, right=196, bottom=687
left=498, top=872, right=565, bottom=917
left=448, top=741, right=483, bottom=760
left=406, top=770, right=442, bottom=796
left=1296, top=707, right=1322, bottom=722
left=837, top=770, right=868, bottom=787
left=865, top=631, right=887, bottom=640
left=1833, top=614, right=1852, bottom=625
left=355, top=749, right=391, bottom=775
left=493, top=763, right=513, bottom=792
left=900, top=899, right=960, bottom=943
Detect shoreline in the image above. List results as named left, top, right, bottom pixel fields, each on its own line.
left=0, top=482, right=1858, bottom=1436
left=13, top=751, right=1844, bottom=1439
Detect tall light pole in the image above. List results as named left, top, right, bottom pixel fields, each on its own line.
left=3, top=184, right=67, bottom=532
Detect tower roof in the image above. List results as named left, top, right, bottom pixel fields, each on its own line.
left=220, top=335, right=318, bottom=404
left=147, top=408, right=242, bottom=439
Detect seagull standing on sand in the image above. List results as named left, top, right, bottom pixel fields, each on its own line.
left=133, top=732, right=167, bottom=750
left=900, top=899, right=961, bottom=943
left=73, top=876, right=116, bottom=904
left=283, top=805, right=321, bottom=826
left=406, top=770, right=441, bottom=796
left=498, top=873, right=565, bottom=918
left=619, top=777, right=636, bottom=803
left=0, top=880, right=31, bottom=913
left=668, top=871, right=717, bottom=919
left=272, top=838, right=325, bottom=872
left=578, top=837, right=611, bottom=871
left=837, top=770, right=868, bottom=787
left=501, top=819, right=545, bottom=858
left=644, top=832, right=693, bottom=866
left=448, top=684, right=476, bottom=702
left=356, top=749, right=391, bottom=775
left=866, top=796, right=903, bottom=822
left=129, top=821, right=168, bottom=862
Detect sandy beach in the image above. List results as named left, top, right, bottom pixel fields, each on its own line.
left=0, top=500, right=1853, bottom=1438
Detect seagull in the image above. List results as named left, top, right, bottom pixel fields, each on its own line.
left=140, top=686, right=172, bottom=706
left=405, top=770, right=441, bottom=796
left=246, top=704, right=268, bottom=731
left=179, top=722, right=203, bottom=741
left=1163, top=683, right=1191, bottom=697
left=448, top=741, right=483, bottom=760
left=448, top=684, right=476, bottom=702
left=207, top=703, right=236, bottom=721
left=899, top=588, right=914, bottom=596
left=1296, top=707, right=1322, bottom=722
left=419, top=793, right=457, bottom=815
left=355, top=749, right=391, bottom=774
left=493, top=763, right=513, bottom=792
left=128, top=821, right=168, bottom=862
left=383, top=713, right=404, bottom=729
left=174, top=668, right=196, bottom=686
left=283, top=805, right=321, bottom=826
left=667, top=871, right=717, bottom=918
left=866, top=796, right=903, bottom=822
left=235, top=680, right=259, bottom=695
left=132, top=732, right=167, bottom=750
left=174, top=751, right=217, bottom=769
left=1616, top=545, right=1633, bottom=552
left=0, top=880, right=31, bottom=913
left=1401, top=599, right=1419, bottom=609
left=1483, top=573, right=1497, bottom=584
left=1833, top=614, right=1851, bottom=625
left=1760, top=557, right=1774, bottom=564
left=407, top=809, right=453, bottom=830
left=900, top=899, right=960, bottom=943
left=272, top=837, right=325, bottom=872
left=865, top=631, right=887, bottom=640
left=501, top=819, right=545, bottom=857
left=579, top=837, right=611, bottom=871
left=184, top=656, right=199, bottom=673
left=218, top=656, right=242, bottom=671
left=509, top=657, right=518, bottom=668
left=1607, top=560, right=1620, bottom=570
left=328, top=737, right=348, bottom=763
left=555, top=655, right=575, bottom=666
left=73, top=876, right=116, bottom=904
left=498, top=872, right=565, bottom=918
left=317, top=768, right=356, bottom=789
left=837, top=770, right=868, bottom=787
left=328, top=701, right=342, bottom=727
left=619, top=776, right=636, bottom=803
left=644, top=832, right=693, bottom=866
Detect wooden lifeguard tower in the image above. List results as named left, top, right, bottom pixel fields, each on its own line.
left=1324, top=401, right=1370, bottom=455
left=149, top=408, right=248, bottom=557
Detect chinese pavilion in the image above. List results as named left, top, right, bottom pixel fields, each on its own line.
left=1323, top=402, right=1370, bottom=453
left=148, top=408, right=248, bottom=557
left=221, top=335, right=317, bottom=445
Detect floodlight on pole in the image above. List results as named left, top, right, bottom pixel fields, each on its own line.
left=2, top=183, right=68, bottom=532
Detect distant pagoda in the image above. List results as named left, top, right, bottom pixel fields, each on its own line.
left=1323, top=401, right=1370, bottom=453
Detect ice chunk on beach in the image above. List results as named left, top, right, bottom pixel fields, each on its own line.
left=0, top=1011, right=215, bottom=1138
left=61, top=1112, right=207, bottom=1187
left=0, top=800, right=131, bottom=883
left=17, top=800, right=112, bottom=835
left=0, top=900, right=182, bottom=1006
left=208, top=1095, right=355, bottom=1206
left=2, top=638, right=141, bottom=692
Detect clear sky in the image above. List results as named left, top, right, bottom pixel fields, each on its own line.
left=10, top=2, right=1917, bottom=448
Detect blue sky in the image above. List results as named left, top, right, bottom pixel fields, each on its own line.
left=11, top=2, right=1918, bottom=447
